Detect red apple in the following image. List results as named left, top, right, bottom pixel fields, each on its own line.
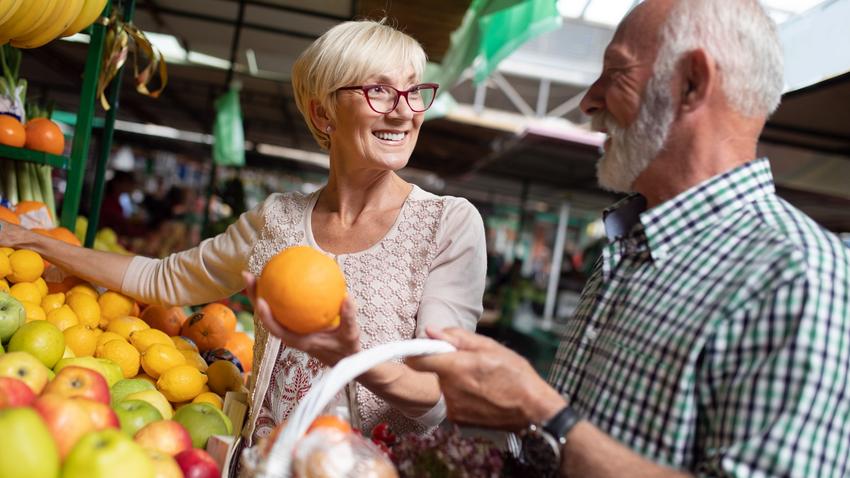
left=0, top=376, right=36, bottom=408
left=175, top=448, right=220, bottom=478
left=32, top=394, right=95, bottom=459
left=77, top=399, right=120, bottom=430
left=134, top=420, right=193, bottom=456
left=43, top=365, right=110, bottom=404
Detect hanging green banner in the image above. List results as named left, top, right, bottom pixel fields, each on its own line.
left=213, top=86, right=245, bottom=167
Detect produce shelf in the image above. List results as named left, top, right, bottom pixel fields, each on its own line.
left=0, top=144, right=70, bottom=170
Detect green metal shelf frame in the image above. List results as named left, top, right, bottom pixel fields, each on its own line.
left=0, top=144, right=69, bottom=170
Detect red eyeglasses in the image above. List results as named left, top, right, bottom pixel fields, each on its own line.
left=336, top=83, right=439, bottom=114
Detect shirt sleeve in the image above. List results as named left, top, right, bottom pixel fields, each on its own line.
left=415, top=197, right=487, bottom=336
left=120, top=199, right=267, bottom=306
left=693, top=258, right=850, bottom=477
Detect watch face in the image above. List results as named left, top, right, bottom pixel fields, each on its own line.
left=520, top=433, right=560, bottom=477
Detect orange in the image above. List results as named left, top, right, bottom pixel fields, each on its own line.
left=0, top=206, right=20, bottom=225
left=0, top=115, right=25, bottom=147
left=140, top=305, right=187, bottom=337
left=200, top=303, right=236, bottom=336
left=306, top=415, right=352, bottom=435
left=180, top=312, right=232, bottom=352
left=49, top=227, right=82, bottom=247
left=224, top=332, right=254, bottom=372
left=24, top=118, right=65, bottom=155
left=257, top=246, right=347, bottom=334
left=47, top=275, right=84, bottom=294
left=14, top=201, right=49, bottom=216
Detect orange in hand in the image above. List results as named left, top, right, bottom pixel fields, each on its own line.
left=256, top=246, right=346, bottom=334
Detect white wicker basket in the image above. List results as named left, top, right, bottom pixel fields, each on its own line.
left=249, top=339, right=456, bottom=478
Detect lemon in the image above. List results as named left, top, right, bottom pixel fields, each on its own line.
left=206, top=360, right=244, bottom=395
left=191, top=392, right=224, bottom=410
left=156, top=364, right=208, bottom=402
left=21, top=301, right=46, bottom=323
left=0, top=253, right=11, bottom=277
left=46, top=305, right=79, bottom=331
left=66, top=293, right=101, bottom=328
left=64, top=324, right=100, bottom=357
left=67, top=283, right=98, bottom=299
left=0, top=247, right=14, bottom=256
left=96, top=331, right=126, bottom=349
left=97, top=339, right=140, bottom=378
left=141, top=343, right=186, bottom=379
left=106, top=316, right=149, bottom=340
left=129, top=328, right=173, bottom=353
left=179, top=349, right=208, bottom=372
left=41, top=292, right=65, bottom=314
left=171, top=336, right=198, bottom=352
left=33, top=278, right=48, bottom=298
left=99, top=291, right=135, bottom=321
left=133, top=372, right=157, bottom=386
left=0, top=279, right=8, bottom=293
left=10, top=282, right=42, bottom=304
left=7, top=250, right=44, bottom=283
left=125, top=389, right=173, bottom=420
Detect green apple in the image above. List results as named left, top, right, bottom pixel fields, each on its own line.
left=62, top=429, right=154, bottom=478
left=0, top=341, right=4, bottom=353
left=172, top=402, right=231, bottom=449
left=0, top=292, right=24, bottom=344
left=0, top=351, right=50, bottom=394
left=0, top=407, right=60, bottom=478
left=110, top=378, right=156, bottom=405
left=113, top=399, right=162, bottom=436
left=7, top=320, right=64, bottom=369
left=53, top=356, right=122, bottom=387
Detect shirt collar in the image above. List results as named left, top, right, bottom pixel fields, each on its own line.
left=602, top=158, right=776, bottom=262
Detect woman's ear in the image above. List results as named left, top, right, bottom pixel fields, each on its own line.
left=309, top=100, right=332, bottom=133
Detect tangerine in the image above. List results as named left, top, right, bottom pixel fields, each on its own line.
left=224, top=331, right=254, bottom=372
left=0, top=114, right=25, bottom=147
left=256, top=246, right=346, bottom=334
left=180, top=311, right=232, bottom=352
left=200, top=303, right=236, bottom=336
left=24, top=118, right=65, bottom=155
left=140, top=305, right=187, bottom=337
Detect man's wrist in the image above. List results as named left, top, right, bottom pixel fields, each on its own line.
left=526, top=382, right=568, bottom=425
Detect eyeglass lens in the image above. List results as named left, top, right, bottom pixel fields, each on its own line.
left=365, top=85, right=436, bottom=113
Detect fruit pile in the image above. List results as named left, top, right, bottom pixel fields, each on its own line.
left=0, top=247, right=254, bottom=478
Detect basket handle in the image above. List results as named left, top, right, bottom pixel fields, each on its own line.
left=259, top=339, right=457, bottom=478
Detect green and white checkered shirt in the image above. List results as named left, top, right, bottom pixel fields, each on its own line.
left=548, top=158, right=850, bottom=477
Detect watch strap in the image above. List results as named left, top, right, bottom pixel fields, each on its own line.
left=543, top=405, right=582, bottom=445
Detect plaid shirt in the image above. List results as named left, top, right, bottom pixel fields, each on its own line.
left=548, top=159, right=850, bottom=477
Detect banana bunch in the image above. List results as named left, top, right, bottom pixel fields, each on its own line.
left=0, top=0, right=108, bottom=49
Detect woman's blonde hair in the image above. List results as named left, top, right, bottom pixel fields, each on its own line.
left=291, top=19, right=427, bottom=150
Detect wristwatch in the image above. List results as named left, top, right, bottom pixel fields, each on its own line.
left=519, top=405, right=582, bottom=475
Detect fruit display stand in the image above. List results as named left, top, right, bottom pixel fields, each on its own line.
left=0, top=0, right=124, bottom=241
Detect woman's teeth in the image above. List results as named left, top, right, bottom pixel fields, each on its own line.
left=374, top=131, right=405, bottom=141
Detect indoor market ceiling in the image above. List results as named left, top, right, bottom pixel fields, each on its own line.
left=16, top=0, right=850, bottom=230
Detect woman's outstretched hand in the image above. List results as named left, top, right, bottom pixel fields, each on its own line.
left=0, top=220, right=30, bottom=248
left=241, top=271, right=361, bottom=366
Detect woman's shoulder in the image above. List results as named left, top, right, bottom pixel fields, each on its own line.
left=409, top=186, right=481, bottom=221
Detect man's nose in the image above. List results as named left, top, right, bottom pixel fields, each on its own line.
left=580, top=79, right=605, bottom=116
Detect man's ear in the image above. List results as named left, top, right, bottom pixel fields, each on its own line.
left=679, top=48, right=714, bottom=113
left=309, top=100, right=331, bottom=132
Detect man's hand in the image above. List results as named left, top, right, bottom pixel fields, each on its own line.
left=242, top=271, right=361, bottom=366
left=407, top=327, right=566, bottom=431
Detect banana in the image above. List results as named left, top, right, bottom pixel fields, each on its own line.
left=0, top=0, right=24, bottom=29
left=12, top=0, right=85, bottom=48
left=0, top=0, right=53, bottom=43
left=62, top=0, right=108, bottom=37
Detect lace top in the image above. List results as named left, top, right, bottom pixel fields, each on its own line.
left=121, top=185, right=487, bottom=444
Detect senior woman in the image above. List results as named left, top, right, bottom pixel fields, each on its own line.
left=0, top=19, right=486, bottom=443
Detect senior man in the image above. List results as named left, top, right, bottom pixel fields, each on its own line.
left=410, top=0, right=850, bottom=476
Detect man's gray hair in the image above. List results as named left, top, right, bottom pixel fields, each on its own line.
left=655, top=0, right=785, bottom=117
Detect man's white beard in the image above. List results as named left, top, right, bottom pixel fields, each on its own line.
left=592, top=70, right=676, bottom=194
